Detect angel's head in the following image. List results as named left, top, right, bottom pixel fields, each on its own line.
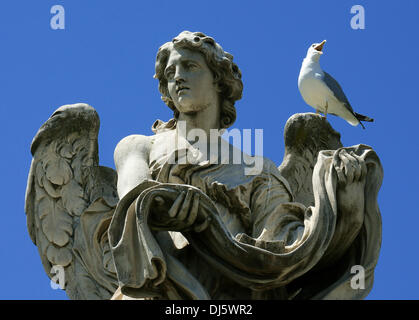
left=154, top=31, right=243, bottom=129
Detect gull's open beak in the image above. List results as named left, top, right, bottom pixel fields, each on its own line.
left=314, top=40, right=326, bottom=52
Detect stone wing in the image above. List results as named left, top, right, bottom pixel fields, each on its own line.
left=278, top=113, right=343, bottom=207
left=25, top=103, right=119, bottom=299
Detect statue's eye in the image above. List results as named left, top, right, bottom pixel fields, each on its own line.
left=186, top=62, right=198, bottom=70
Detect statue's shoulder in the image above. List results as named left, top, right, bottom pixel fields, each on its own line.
left=114, top=134, right=153, bottom=164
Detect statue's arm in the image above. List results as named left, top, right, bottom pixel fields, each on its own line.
left=114, top=134, right=152, bottom=199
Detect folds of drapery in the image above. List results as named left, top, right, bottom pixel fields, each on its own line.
left=108, top=144, right=382, bottom=299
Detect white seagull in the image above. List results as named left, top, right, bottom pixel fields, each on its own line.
left=298, top=40, right=373, bottom=129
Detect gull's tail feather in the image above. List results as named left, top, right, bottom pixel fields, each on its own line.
left=354, top=112, right=374, bottom=129
left=355, top=112, right=374, bottom=122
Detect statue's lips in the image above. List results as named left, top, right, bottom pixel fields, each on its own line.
left=177, top=87, right=189, bottom=94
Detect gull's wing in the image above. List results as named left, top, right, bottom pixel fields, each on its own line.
left=25, top=103, right=119, bottom=299
left=278, top=113, right=343, bottom=207
left=322, top=71, right=355, bottom=113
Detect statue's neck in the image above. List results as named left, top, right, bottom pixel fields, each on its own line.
left=177, top=102, right=221, bottom=142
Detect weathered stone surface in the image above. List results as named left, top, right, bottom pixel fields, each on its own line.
left=26, top=104, right=119, bottom=299
left=25, top=31, right=383, bottom=300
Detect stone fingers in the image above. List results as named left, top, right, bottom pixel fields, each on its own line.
left=333, top=149, right=366, bottom=185
left=177, top=189, right=194, bottom=221
left=333, top=149, right=346, bottom=184
left=340, top=151, right=357, bottom=184
left=360, top=156, right=367, bottom=181
left=168, top=191, right=186, bottom=218
left=168, top=189, right=206, bottom=231
left=349, top=151, right=362, bottom=181
left=349, top=151, right=367, bottom=182
left=185, top=193, right=199, bottom=227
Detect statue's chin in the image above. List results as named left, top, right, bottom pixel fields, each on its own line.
left=175, top=100, right=209, bottom=115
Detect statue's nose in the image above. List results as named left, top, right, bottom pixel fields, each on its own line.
left=174, top=66, right=187, bottom=83
left=175, top=77, right=185, bottom=85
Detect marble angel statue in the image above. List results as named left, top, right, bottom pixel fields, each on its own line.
left=25, top=31, right=383, bottom=300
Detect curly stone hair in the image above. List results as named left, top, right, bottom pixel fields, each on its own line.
left=154, top=31, right=243, bottom=129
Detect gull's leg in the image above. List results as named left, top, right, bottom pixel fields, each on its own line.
left=324, top=101, right=328, bottom=119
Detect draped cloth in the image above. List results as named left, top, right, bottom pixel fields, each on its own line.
left=108, top=144, right=382, bottom=300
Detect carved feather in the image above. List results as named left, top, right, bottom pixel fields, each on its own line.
left=25, top=103, right=119, bottom=299
left=278, top=113, right=343, bottom=207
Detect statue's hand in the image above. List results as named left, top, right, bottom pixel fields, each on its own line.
left=333, top=149, right=366, bottom=226
left=151, top=188, right=210, bottom=232
left=333, top=149, right=367, bottom=187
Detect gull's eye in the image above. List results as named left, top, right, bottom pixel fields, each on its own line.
left=312, top=44, right=316, bottom=47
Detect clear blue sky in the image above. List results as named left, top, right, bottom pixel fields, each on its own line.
left=1, top=0, right=418, bottom=300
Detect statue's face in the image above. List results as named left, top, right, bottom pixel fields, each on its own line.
left=165, top=47, right=218, bottom=114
